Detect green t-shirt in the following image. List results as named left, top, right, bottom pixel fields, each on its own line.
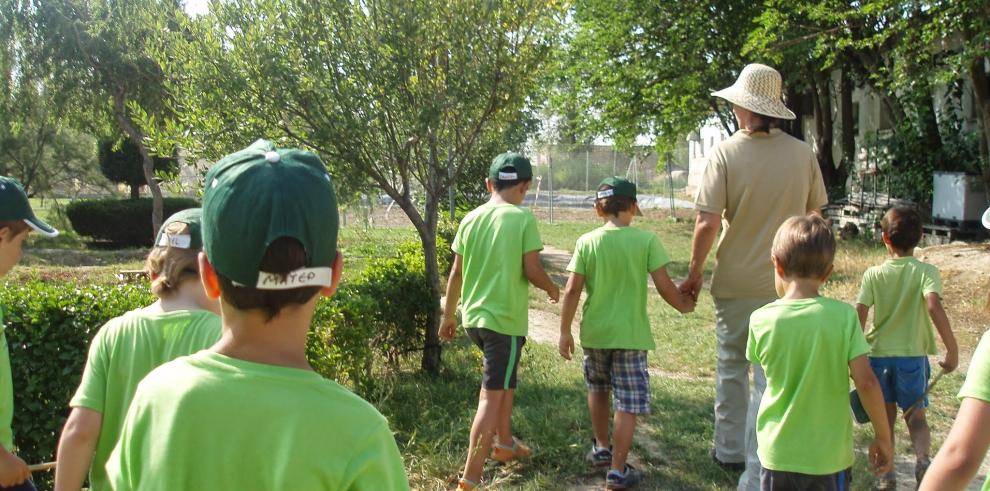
left=566, top=225, right=670, bottom=350
left=0, top=307, right=13, bottom=451
left=747, top=297, right=871, bottom=475
left=452, top=202, right=543, bottom=336
left=856, top=256, right=942, bottom=356
left=958, top=331, right=990, bottom=491
left=69, top=309, right=221, bottom=491
left=105, top=351, right=409, bottom=491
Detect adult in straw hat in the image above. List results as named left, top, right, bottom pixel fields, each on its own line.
left=679, top=63, right=828, bottom=490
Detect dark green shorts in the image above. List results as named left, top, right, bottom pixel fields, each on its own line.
left=466, top=327, right=525, bottom=390
left=760, top=467, right=851, bottom=491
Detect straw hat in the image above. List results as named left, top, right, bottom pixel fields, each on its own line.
left=711, top=63, right=796, bottom=120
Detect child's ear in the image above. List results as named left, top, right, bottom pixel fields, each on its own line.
left=771, top=254, right=785, bottom=276
left=0, top=226, right=10, bottom=243
left=198, top=252, right=222, bottom=300
left=820, top=264, right=834, bottom=282
left=320, top=252, right=344, bottom=298
left=485, top=178, right=494, bottom=193
left=594, top=201, right=605, bottom=217
left=881, top=231, right=891, bottom=245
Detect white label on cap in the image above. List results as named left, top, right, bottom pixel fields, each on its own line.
left=264, top=151, right=280, bottom=163
left=256, top=267, right=332, bottom=290
left=498, top=171, right=518, bottom=180
left=596, top=189, right=615, bottom=199
left=158, top=234, right=192, bottom=249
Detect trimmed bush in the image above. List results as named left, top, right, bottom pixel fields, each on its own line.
left=66, top=198, right=199, bottom=247
left=98, top=139, right=178, bottom=199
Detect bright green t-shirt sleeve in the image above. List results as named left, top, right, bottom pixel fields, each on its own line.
left=647, top=235, right=671, bottom=273
left=745, top=322, right=760, bottom=365
left=922, top=265, right=943, bottom=297
left=521, top=212, right=542, bottom=254
left=847, top=309, right=872, bottom=361
left=452, top=222, right=465, bottom=255
left=69, top=325, right=110, bottom=412
left=959, top=331, right=990, bottom=403
left=856, top=271, right=874, bottom=307
left=567, top=238, right=585, bottom=274
left=342, top=422, right=410, bottom=490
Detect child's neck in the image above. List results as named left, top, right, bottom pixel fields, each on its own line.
left=603, top=212, right=634, bottom=228
left=490, top=190, right=523, bottom=206
left=211, top=299, right=317, bottom=370
left=145, top=280, right=221, bottom=315
left=888, top=246, right=914, bottom=258
left=780, top=277, right=822, bottom=300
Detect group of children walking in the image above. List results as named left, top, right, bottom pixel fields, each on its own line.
left=0, top=144, right=984, bottom=491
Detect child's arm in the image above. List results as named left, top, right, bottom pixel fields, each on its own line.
left=438, top=254, right=463, bottom=342
left=0, top=444, right=29, bottom=488
left=849, top=355, right=893, bottom=476
left=650, top=266, right=695, bottom=313
left=558, top=272, right=584, bottom=360
left=926, top=293, right=959, bottom=372
left=918, top=397, right=990, bottom=491
left=855, top=303, right=869, bottom=331
left=523, top=251, right=560, bottom=303
left=54, top=407, right=103, bottom=491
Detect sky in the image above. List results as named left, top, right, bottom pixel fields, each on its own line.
left=184, top=0, right=208, bottom=17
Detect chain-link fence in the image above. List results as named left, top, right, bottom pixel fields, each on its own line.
left=524, top=144, right=692, bottom=221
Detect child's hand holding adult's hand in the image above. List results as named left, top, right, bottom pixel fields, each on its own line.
left=558, top=333, right=574, bottom=360
left=868, top=437, right=893, bottom=476
left=0, top=451, right=30, bottom=487
left=438, top=317, right=457, bottom=342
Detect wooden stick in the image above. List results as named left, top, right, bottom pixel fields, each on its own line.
left=904, top=369, right=945, bottom=419
left=28, top=461, right=56, bottom=473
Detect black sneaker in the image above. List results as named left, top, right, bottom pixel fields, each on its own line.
left=709, top=448, right=744, bottom=472
left=586, top=440, right=613, bottom=468
left=606, top=464, right=642, bottom=490
left=915, top=457, right=931, bottom=488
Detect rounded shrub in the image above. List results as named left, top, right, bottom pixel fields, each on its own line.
left=66, top=198, right=199, bottom=247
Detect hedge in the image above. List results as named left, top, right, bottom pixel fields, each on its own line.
left=65, top=198, right=200, bottom=247
left=0, top=247, right=432, bottom=486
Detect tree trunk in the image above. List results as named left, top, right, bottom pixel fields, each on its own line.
left=840, top=71, right=856, bottom=182
left=112, top=88, right=164, bottom=236
left=812, top=70, right=841, bottom=189
left=130, top=185, right=140, bottom=199
left=970, top=57, right=990, bottom=184
left=393, top=193, right=442, bottom=373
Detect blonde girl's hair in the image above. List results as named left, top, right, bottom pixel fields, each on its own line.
left=145, top=221, right=201, bottom=297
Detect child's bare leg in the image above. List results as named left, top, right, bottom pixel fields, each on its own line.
left=885, top=402, right=898, bottom=451
left=588, top=391, right=611, bottom=448
left=463, top=388, right=506, bottom=482
left=611, top=411, right=637, bottom=471
left=495, top=388, right=516, bottom=447
left=905, top=408, right=931, bottom=461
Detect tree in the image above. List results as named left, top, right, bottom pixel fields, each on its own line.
left=549, top=0, right=760, bottom=153
left=156, top=0, right=561, bottom=371
left=12, top=0, right=180, bottom=235
left=98, top=138, right=177, bottom=199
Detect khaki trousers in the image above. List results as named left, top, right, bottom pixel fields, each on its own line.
left=711, top=297, right=774, bottom=491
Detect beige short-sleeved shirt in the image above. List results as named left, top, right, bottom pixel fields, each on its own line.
left=695, top=129, right=828, bottom=299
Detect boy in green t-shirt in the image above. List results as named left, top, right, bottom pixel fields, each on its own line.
left=54, top=209, right=221, bottom=491
left=855, top=206, right=959, bottom=489
left=557, top=177, right=694, bottom=490
left=439, top=152, right=559, bottom=491
left=104, top=140, right=408, bottom=490
left=0, top=177, right=58, bottom=491
left=747, top=215, right=892, bottom=489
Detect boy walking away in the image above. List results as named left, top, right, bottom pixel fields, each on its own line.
left=104, top=140, right=408, bottom=490
left=748, top=215, right=892, bottom=490
left=855, top=206, right=959, bottom=489
left=557, top=177, right=695, bottom=490
left=54, top=208, right=221, bottom=491
left=0, top=177, right=58, bottom=491
left=439, top=152, right=559, bottom=491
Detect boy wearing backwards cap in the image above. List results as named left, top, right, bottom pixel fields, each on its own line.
left=0, top=176, right=58, bottom=491
left=439, top=152, right=559, bottom=490
left=558, top=177, right=695, bottom=490
left=105, top=140, right=408, bottom=490
left=54, top=208, right=221, bottom=491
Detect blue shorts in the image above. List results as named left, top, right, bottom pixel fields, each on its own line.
left=870, top=356, right=930, bottom=410
left=583, top=349, right=650, bottom=414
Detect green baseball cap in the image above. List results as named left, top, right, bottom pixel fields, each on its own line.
left=596, top=176, right=642, bottom=216
left=155, top=207, right=203, bottom=250
left=0, top=176, right=58, bottom=237
left=202, top=139, right=338, bottom=290
left=488, top=152, right=533, bottom=181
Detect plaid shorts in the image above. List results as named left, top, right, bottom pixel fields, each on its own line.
left=583, top=348, right=651, bottom=414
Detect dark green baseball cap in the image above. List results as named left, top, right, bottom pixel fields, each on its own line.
left=0, top=176, right=58, bottom=237
left=202, top=139, right=338, bottom=290
left=488, top=152, right=533, bottom=181
left=155, top=207, right=203, bottom=250
left=596, top=176, right=642, bottom=215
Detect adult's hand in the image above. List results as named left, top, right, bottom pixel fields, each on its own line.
left=679, top=272, right=703, bottom=302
